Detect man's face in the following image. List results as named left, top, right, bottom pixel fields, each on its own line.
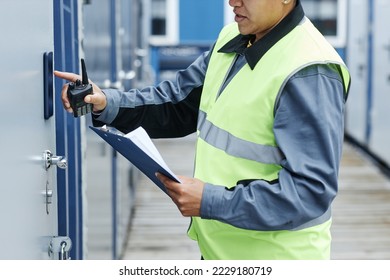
left=229, top=0, right=293, bottom=41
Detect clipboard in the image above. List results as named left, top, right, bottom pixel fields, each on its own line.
left=90, top=126, right=181, bottom=194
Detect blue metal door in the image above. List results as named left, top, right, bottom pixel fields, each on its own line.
left=54, top=0, right=84, bottom=260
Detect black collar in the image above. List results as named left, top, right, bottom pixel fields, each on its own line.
left=218, top=0, right=305, bottom=70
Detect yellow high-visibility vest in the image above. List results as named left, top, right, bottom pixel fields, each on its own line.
left=189, top=19, right=350, bottom=260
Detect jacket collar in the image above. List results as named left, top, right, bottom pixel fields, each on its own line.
left=218, top=0, right=305, bottom=70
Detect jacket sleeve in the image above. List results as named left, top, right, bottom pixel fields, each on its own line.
left=200, top=64, right=347, bottom=231
left=92, top=50, right=211, bottom=138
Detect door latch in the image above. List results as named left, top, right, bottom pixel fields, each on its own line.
left=43, top=150, right=67, bottom=170
left=48, top=236, right=72, bottom=260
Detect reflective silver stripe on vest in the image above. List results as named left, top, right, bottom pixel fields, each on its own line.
left=197, top=110, right=285, bottom=165
left=292, top=207, right=332, bottom=231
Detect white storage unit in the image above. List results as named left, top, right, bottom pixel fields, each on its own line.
left=344, top=0, right=370, bottom=144
left=369, top=0, right=390, bottom=164
left=0, top=0, right=60, bottom=259
left=0, top=0, right=86, bottom=260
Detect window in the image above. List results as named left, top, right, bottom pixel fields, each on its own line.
left=224, top=1, right=235, bottom=25
left=151, top=0, right=166, bottom=36
left=150, top=0, right=178, bottom=45
left=301, top=0, right=347, bottom=48
left=227, top=0, right=347, bottom=48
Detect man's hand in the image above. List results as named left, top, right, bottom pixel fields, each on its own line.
left=54, top=70, right=107, bottom=113
left=156, top=173, right=205, bottom=217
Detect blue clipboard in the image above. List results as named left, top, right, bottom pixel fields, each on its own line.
left=90, top=126, right=180, bottom=194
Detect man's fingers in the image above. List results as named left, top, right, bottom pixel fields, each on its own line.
left=54, top=70, right=82, bottom=113
left=54, top=70, right=81, bottom=83
left=57, top=82, right=72, bottom=112
left=84, top=93, right=100, bottom=104
left=156, top=173, right=180, bottom=194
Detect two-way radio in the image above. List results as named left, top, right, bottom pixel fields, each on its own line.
left=67, top=58, right=93, bottom=117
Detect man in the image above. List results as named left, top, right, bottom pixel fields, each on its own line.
left=55, top=0, right=350, bottom=259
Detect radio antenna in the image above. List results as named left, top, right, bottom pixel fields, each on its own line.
left=81, top=58, right=89, bottom=84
